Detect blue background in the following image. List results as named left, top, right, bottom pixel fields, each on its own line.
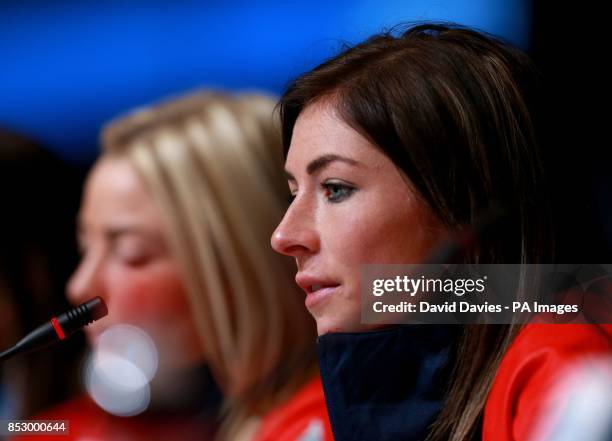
left=0, top=0, right=530, bottom=164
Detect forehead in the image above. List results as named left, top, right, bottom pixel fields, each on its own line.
left=80, top=156, right=162, bottom=228
left=287, top=100, right=386, bottom=170
left=86, top=156, right=146, bottom=204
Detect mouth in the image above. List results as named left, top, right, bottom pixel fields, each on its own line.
left=296, top=275, right=341, bottom=310
left=305, top=285, right=340, bottom=309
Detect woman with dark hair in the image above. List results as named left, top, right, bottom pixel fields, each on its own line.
left=0, top=129, right=83, bottom=420
left=271, top=24, right=611, bottom=441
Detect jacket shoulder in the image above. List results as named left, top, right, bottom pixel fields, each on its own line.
left=483, top=324, right=611, bottom=441
left=253, top=376, right=334, bottom=441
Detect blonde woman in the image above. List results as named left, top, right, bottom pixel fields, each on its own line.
left=22, top=92, right=332, bottom=441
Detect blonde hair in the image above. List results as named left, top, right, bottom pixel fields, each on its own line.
left=101, top=91, right=317, bottom=438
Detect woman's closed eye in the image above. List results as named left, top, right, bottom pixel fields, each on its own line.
left=113, top=238, right=160, bottom=266
left=322, top=181, right=356, bottom=203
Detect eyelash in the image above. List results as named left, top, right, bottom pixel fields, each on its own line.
left=113, top=245, right=153, bottom=267
left=286, top=181, right=356, bottom=206
left=322, top=181, right=355, bottom=203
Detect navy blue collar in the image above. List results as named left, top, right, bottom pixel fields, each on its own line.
left=317, top=325, right=461, bottom=441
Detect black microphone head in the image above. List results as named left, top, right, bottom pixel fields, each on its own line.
left=0, top=297, right=109, bottom=363
left=85, top=297, right=108, bottom=321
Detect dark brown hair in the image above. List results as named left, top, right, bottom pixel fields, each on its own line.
left=0, top=129, right=83, bottom=417
left=279, top=23, right=555, bottom=440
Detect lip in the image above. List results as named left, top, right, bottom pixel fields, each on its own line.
left=295, top=274, right=341, bottom=310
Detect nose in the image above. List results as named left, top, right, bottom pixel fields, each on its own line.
left=271, top=196, right=320, bottom=258
left=66, top=249, right=105, bottom=307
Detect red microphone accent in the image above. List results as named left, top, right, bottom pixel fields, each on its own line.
left=51, top=317, right=66, bottom=340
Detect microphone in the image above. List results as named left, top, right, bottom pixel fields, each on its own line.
left=0, top=297, right=107, bottom=363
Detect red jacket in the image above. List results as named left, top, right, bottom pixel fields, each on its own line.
left=12, top=377, right=332, bottom=441
left=253, top=376, right=334, bottom=441
left=483, top=323, right=612, bottom=441
left=10, top=394, right=217, bottom=441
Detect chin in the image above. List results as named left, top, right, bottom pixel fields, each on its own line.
left=316, top=324, right=329, bottom=336
left=315, top=317, right=336, bottom=336
left=84, top=322, right=108, bottom=346
left=315, top=315, right=357, bottom=336
left=84, top=330, right=99, bottom=346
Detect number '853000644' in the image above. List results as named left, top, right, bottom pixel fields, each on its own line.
left=1, top=420, right=69, bottom=436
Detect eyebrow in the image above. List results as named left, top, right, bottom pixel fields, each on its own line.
left=105, top=226, right=153, bottom=241
left=284, top=154, right=360, bottom=181
left=76, top=221, right=160, bottom=242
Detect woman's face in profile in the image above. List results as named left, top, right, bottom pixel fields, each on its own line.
left=67, top=156, right=203, bottom=369
left=272, top=101, right=442, bottom=335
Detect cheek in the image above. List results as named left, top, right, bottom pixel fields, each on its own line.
left=104, top=262, right=191, bottom=327
left=94, top=262, right=203, bottom=369
left=323, top=195, right=438, bottom=267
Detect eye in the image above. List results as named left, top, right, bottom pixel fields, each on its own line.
left=322, top=181, right=356, bottom=203
left=114, top=247, right=152, bottom=267
left=113, top=238, right=157, bottom=267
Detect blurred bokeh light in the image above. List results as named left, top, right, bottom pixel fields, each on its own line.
left=84, top=325, right=158, bottom=417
